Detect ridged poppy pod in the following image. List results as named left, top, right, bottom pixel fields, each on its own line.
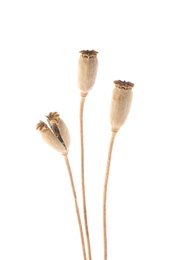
left=36, top=112, right=70, bottom=155
left=78, top=50, right=98, bottom=95
left=110, top=80, right=134, bottom=133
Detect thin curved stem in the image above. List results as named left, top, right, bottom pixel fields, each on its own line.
left=103, top=131, right=117, bottom=260
left=80, top=94, right=92, bottom=260
left=63, top=154, right=87, bottom=260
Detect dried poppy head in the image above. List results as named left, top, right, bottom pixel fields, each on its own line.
left=110, top=80, right=134, bottom=133
left=36, top=112, right=70, bottom=155
left=78, top=50, right=98, bottom=95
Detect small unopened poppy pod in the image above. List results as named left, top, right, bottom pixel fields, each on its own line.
left=103, top=80, right=134, bottom=260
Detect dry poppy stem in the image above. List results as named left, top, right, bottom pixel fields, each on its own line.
left=103, top=80, right=134, bottom=260
left=103, top=130, right=117, bottom=260
left=63, top=154, right=87, bottom=260
left=80, top=93, right=92, bottom=260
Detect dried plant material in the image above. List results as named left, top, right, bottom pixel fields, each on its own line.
left=78, top=49, right=98, bottom=94
left=110, top=80, right=134, bottom=133
left=36, top=120, right=49, bottom=131
left=80, top=96, right=92, bottom=260
left=79, top=50, right=98, bottom=59
left=63, top=154, right=87, bottom=260
left=36, top=112, right=70, bottom=155
left=46, top=111, right=60, bottom=124
left=103, top=131, right=117, bottom=260
left=36, top=50, right=135, bottom=260
left=103, top=79, right=134, bottom=260
left=78, top=49, right=99, bottom=260
left=114, top=80, right=134, bottom=90
left=46, top=112, right=70, bottom=151
left=37, top=114, right=87, bottom=260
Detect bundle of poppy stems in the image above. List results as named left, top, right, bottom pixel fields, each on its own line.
left=36, top=50, right=134, bottom=260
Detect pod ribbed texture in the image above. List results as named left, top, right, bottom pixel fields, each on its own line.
left=110, top=80, right=134, bottom=132
left=78, top=50, right=98, bottom=94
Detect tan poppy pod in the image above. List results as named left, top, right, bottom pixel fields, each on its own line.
left=78, top=50, right=98, bottom=95
left=110, top=80, right=134, bottom=133
left=36, top=112, right=70, bottom=155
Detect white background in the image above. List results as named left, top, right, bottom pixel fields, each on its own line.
left=0, top=0, right=170, bottom=259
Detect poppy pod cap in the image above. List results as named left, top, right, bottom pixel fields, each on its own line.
left=78, top=50, right=98, bottom=95
left=110, top=80, right=134, bottom=133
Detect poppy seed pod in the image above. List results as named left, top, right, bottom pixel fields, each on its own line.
left=110, top=80, right=134, bottom=133
left=78, top=50, right=98, bottom=95
left=36, top=112, right=70, bottom=155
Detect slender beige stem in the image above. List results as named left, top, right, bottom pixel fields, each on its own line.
left=80, top=94, right=92, bottom=260
left=103, top=130, right=117, bottom=260
left=63, top=154, right=87, bottom=260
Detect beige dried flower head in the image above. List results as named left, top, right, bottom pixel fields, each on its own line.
left=78, top=49, right=98, bottom=95
left=36, top=112, right=70, bottom=155
left=110, top=80, right=134, bottom=133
